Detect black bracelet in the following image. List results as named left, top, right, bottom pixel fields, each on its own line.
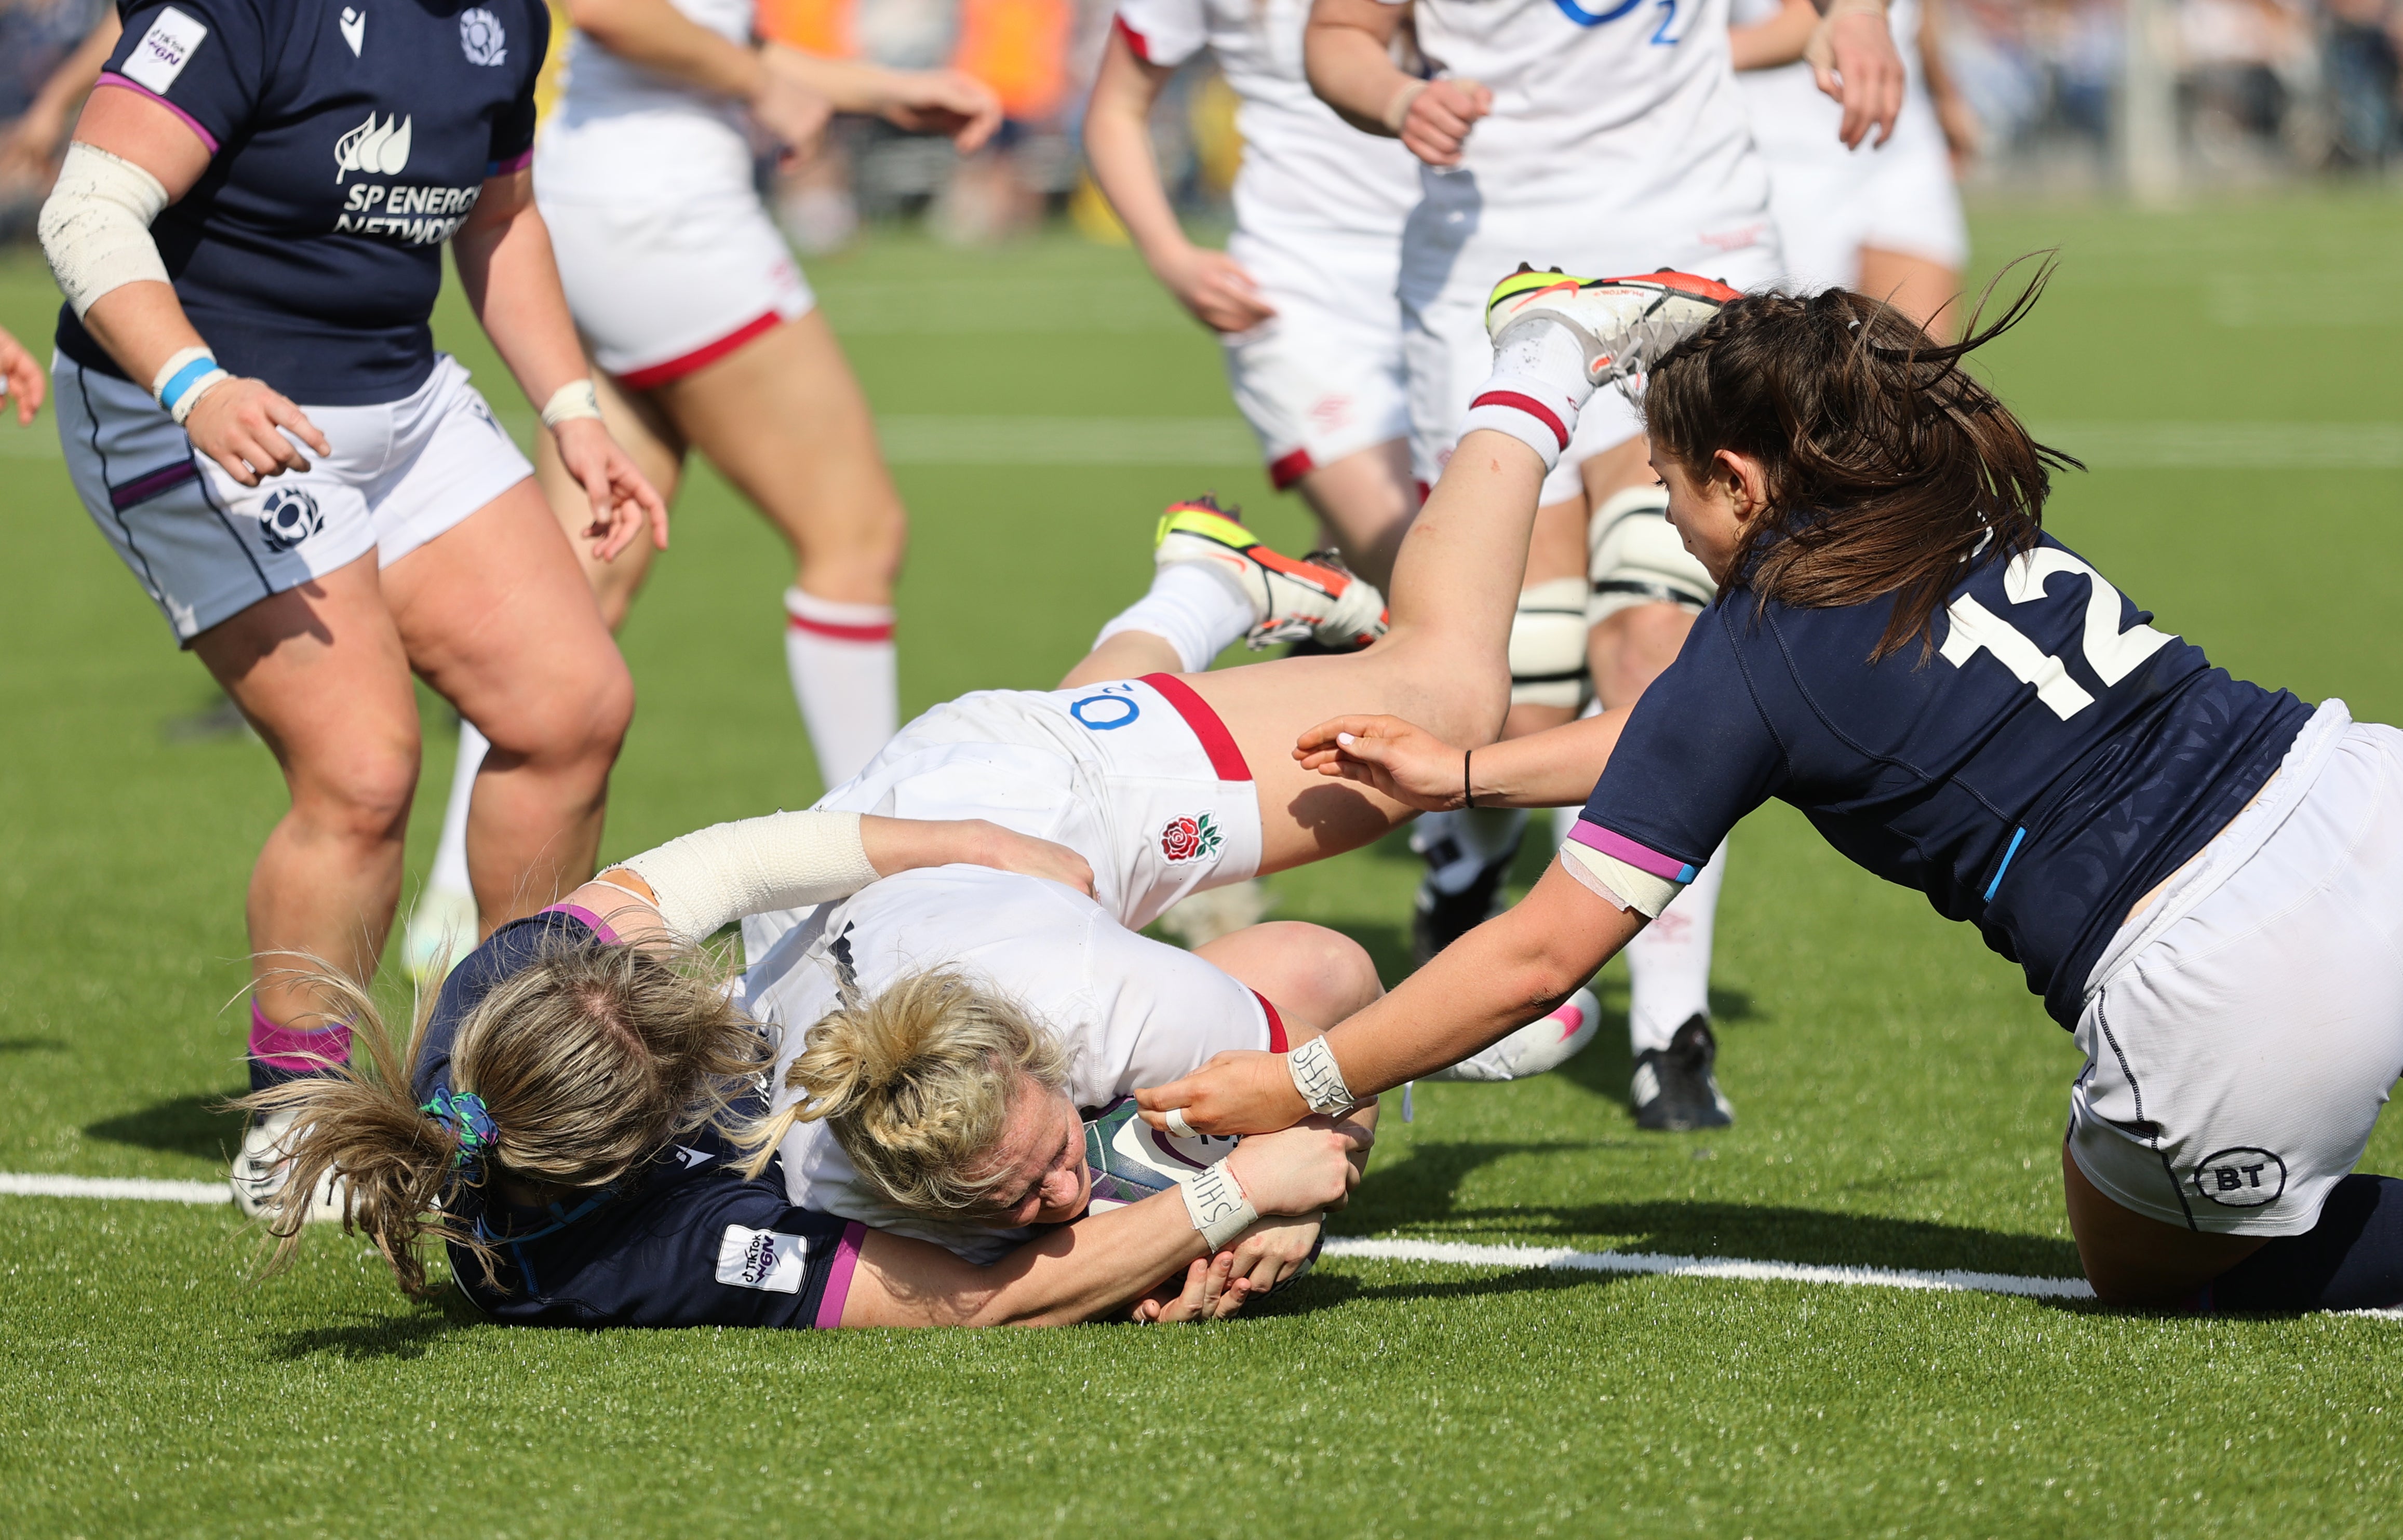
left=1463, top=747, right=1475, bottom=810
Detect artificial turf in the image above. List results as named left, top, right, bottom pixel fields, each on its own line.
left=3, top=186, right=2401, bottom=1537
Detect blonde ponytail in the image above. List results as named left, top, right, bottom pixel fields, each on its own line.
left=741, top=970, right=1072, bottom=1218
left=238, top=935, right=770, bottom=1298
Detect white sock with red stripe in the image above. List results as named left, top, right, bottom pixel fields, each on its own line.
left=1094, top=561, right=1254, bottom=673
left=783, top=588, right=898, bottom=788
left=1625, top=837, right=1727, bottom=1053
left=1459, top=319, right=1599, bottom=471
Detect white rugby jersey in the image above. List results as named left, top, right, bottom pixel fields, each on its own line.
left=736, top=866, right=1282, bottom=1263
left=1390, top=0, right=1764, bottom=216
left=539, top=0, right=757, bottom=201
left=1114, top=0, right=1419, bottom=240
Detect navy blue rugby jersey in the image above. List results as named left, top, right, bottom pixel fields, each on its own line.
left=1569, top=534, right=2310, bottom=1028
left=55, top=0, right=547, bottom=404
left=415, top=908, right=865, bottom=1331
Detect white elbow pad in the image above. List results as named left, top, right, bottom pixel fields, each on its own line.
left=39, top=142, right=172, bottom=320
left=619, top=809, right=882, bottom=943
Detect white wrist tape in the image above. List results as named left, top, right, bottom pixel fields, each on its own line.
left=1287, top=1035, right=1357, bottom=1115
left=617, top=809, right=880, bottom=942
left=1381, top=80, right=1427, bottom=133
left=152, top=345, right=231, bottom=426
left=38, top=142, right=171, bottom=320
left=540, top=379, right=602, bottom=428
left=1181, top=1160, right=1259, bottom=1251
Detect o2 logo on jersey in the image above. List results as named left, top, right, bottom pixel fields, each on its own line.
left=1070, top=691, right=1140, bottom=731
left=1552, top=0, right=1688, bottom=43
left=1160, top=812, right=1223, bottom=864
left=459, top=7, right=507, bottom=65
left=2192, top=1147, right=2286, bottom=1208
left=258, top=489, right=324, bottom=553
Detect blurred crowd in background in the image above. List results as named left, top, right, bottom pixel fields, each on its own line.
left=4, top=0, right=2400, bottom=251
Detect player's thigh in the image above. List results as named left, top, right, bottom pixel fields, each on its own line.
left=2062, top=1142, right=2265, bottom=1306
left=189, top=551, right=423, bottom=814
left=656, top=312, right=908, bottom=569
left=382, top=478, right=632, bottom=757
left=1192, top=921, right=1383, bottom=1032
left=1295, top=440, right=1416, bottom=588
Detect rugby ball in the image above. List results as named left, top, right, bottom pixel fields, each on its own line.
left=1082, top=1095, right=1236, bottom=1213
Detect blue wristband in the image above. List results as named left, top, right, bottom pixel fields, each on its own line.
left=157, top=356, right=220, bottom=413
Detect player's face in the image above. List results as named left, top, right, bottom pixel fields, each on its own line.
left=1650, top=448, right=1758, bottom=584
left=973, top=1080, right=1093, bottom=1229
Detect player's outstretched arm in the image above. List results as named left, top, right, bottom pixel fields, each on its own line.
left=567, top=0, right=834, bottom=156
left=1304, top=0, right=1491, bottom=165
left=0, top=325, right=45, bottom=427
left=1140, top=862, right=1638, bottom=1134
left=561, top=812, right=1099, bottom=947
left=840, top=1119, right=1370, bottom=1327
left=761, top=47, right=1003, bottom=153
left=1294, top=709, right=1631, bottom=811
left=1729, top=0, right=1820, bottom=70
left=1082, top=27, right=1273, bottom=334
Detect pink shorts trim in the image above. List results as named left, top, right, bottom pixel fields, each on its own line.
left=815, top=1220, right=868, bottom=1328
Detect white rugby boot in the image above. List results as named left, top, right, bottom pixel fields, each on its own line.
left=1425, top=987, right=1603, bottom=1082
left=231, top=1106, right=347, bottom=1224
left=1153, top=498, right=1389, bottom=653
left=1484, top=267, right=1742, bottom=394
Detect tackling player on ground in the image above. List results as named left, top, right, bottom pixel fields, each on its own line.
left=38, top=0, right=666, bottom=1218
left=405, top=0, right=1005, bottom=974
left=1303, top=0, right=1904, bottom=1130
left=1142, top=269, right=2403, bottom=1315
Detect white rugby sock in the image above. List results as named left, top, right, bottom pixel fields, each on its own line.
left=783, top=588, right=898, bottom=788
left=426, top=722, right=487, bottom=899
left=1459, top=319, right=1597, bottom=471
left=1626, top=838, right=1727, bottom=1053
left=1093, top=561, right=1253, bottom=673
left=1413, top=806, right=1529, bottom=894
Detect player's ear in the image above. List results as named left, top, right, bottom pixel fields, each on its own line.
left=1713, top=448, right=1768, bottom=520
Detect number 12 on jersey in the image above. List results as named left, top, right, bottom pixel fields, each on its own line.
left=1938, top=549, right=2175, bottom=721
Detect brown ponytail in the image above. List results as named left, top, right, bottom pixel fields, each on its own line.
left=237, top=937, right=770, bottom=1298
left=1643, top=259, right=2083, bottom=660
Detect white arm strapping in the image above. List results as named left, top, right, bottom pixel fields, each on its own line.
left=617, top=809, right=882, bottom=942
left=38, top=142, right=171, bottom=320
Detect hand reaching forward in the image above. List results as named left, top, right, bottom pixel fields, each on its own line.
left=553, top=416, right=670, bottom=562
left=964, top=820, right=1097, bottom=898
left=1158, top=246, right=1276, bottom=334
left=1294, top=713, right=1470, bottom=810
left=877, top=68, right=1005, bottom=153
left=1140, top=1052, right=1312, bottom=1138
left=1391, top=76, right=1492, bottom=166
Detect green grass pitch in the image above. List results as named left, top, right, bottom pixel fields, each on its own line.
left=5, top=188, right=2403, bottom=1537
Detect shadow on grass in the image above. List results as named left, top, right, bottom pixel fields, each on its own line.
left=86, top=1091, right=247, bottom=1163
left=0, top=1036, right=66, bottom=1055
left=1343, top=1137, right=2082, bottom=1278
left=271, top=1294, right=478, bottom=1362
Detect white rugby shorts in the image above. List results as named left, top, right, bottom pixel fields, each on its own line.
left=1401, top=208, right=1786, bottom=503
left=1766, top=121, right=1968, bottom=292
left=539, top=175, right=813, bottom=390
left=1221, top=228, right=1410, bottom=488
left=2068, top=699, right=2403, bottom=1237
left=54, top=353, right=531, bottom=643
left=744, top=672, right=1266, bottom=960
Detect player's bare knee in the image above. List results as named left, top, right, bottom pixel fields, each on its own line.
left=1262, top=922, right=1382, bottom=1028
left=294, top=746, right=420, bottom=845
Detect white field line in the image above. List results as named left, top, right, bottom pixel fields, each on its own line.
left=1321, top=1236, right=2097, bottom=1300
left=0, top=1172, right=230, bottom=1204
left=8, top=419, right=2401, bottom=469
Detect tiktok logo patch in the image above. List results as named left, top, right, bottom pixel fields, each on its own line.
left=2192, top=1147, right=2287, bottom=1208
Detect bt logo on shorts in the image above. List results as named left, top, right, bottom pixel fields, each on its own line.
left=258, top=488, right=324, bottom=554
left=2192, top=1146, right=2287, bottom=1208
